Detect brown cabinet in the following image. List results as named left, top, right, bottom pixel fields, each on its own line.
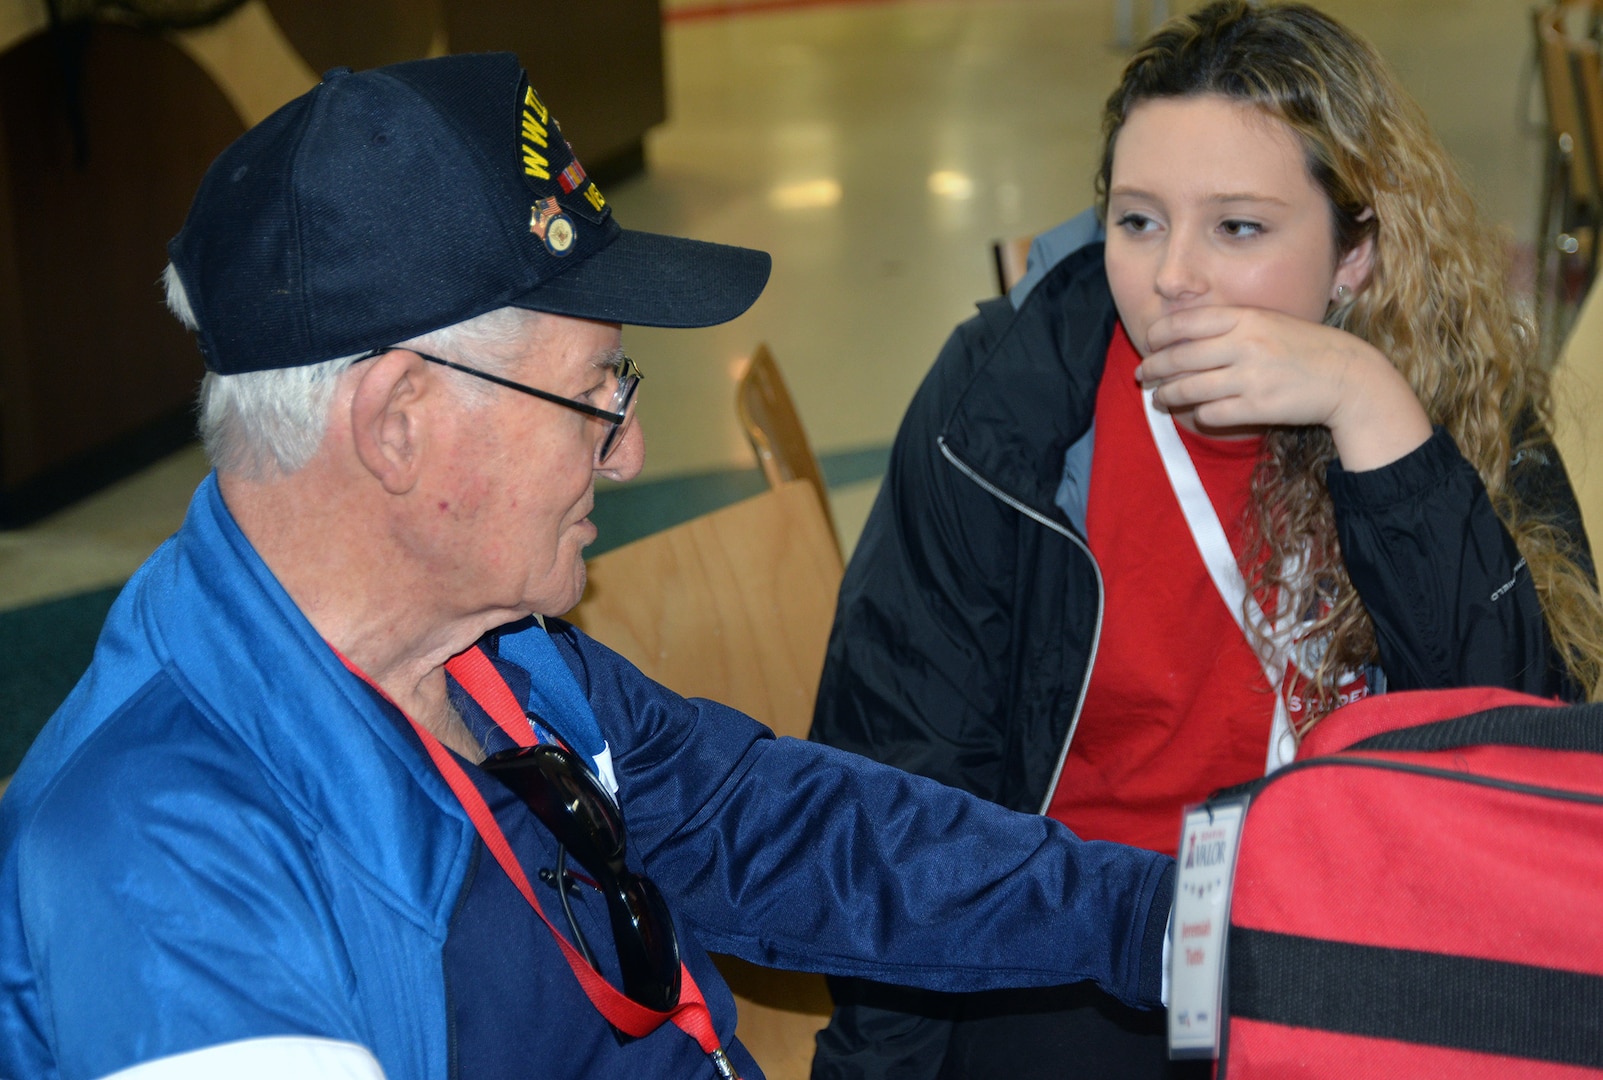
left=448, top=0, right=665, bottom=180
left=0, top=0, right=663, bottom=524
left=0, top=26, right=241, bottom=524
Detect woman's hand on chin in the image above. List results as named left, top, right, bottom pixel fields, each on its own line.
left=1134, top=304, right=1433, bottom=470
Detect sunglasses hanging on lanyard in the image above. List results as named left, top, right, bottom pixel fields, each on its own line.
left=332, top=643, right=742, bottom=1079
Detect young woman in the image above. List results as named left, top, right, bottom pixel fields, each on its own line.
left=810, top=3, right=1603, bottom=1078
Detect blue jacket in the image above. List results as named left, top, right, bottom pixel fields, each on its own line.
left=0, top=475, right=1173, bottom=1079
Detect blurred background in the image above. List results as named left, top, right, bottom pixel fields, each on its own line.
left=0, top=0, right=1575, bottom=773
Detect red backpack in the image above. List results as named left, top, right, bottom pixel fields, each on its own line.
left=1216, top=686, right=1603, bottom=1077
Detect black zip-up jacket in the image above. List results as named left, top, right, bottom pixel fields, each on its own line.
left=807, top=244, right=1593, bottom=1078
left=814, top=243, right=1587, bottom=813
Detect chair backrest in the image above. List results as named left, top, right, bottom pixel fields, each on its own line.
left=1553, top=276, right=1603, bottom=570
left=992, top=233, right=1034, bottom=295
left=736, top=344, right=840, bottom=557
left=566, top=480, right=843, bottom=1079
left=1537, top=4, right=1599, bottom=207
left=1571, top=33, right=1603, bottom=206
left=1532, top=5, right=1603, bottom=355
left=568, top=479, right=842, bottom=739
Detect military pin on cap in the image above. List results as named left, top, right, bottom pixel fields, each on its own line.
left=529, top=196, right=576, bottom=256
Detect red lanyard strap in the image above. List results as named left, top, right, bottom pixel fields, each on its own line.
left=444, top=646, right=540, bottom=747
left=330, top=646, right=729, bottom=1064
left=412, top=715, right=721, bottom=1046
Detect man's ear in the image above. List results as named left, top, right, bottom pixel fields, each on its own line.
left=350, top=349, right=432, bottom=494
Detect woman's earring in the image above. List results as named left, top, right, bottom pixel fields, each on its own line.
left=1334, top=283, right=1351, bottom=302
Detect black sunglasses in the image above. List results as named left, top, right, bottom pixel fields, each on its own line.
left=483, top=744, right=681, bottom=1012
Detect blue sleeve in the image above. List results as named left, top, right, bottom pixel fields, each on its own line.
left=549, top=622, right=1174, bottom=1009
left=17, top=677, right=365, bottom=1080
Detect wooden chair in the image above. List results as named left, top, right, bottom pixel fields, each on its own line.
left=1552, top=272, right=1603, bottom=569
left=568, top=480, right=843, bottom=1080
left=991, top=233, right=1034, bottom=295
left=1570, top=27, right=1603, bottom=272
left=1534, top=4, right=1603, bottom=356
left=570, top=479, right=842, bottom=739
left=736, top=345, right=840, bottom=558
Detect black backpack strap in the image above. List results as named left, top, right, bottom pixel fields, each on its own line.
left=1228, top=927, right=1603, bottom=1067
left=1350, top=703, right=1603, bottom=755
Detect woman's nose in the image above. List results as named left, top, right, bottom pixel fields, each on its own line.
left=1154, top=235, right=1205, bottom=300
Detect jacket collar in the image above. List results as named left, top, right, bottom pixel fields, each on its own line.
left=155, top=473, right=475, bottom=932
left=939, top=244, right=1117, bottom=522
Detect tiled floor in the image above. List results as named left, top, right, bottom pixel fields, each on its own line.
left=0, top=0, right=1549, bottom=607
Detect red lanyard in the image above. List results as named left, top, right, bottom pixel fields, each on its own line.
left=330, top=643, right=736, bottom=1073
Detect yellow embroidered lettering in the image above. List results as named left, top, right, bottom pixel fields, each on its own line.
left=521, top=111, right=548, bottom=149
left=523, top=86, right=549, bottom=125
left=584, top=184, right=606, bottom=211
left=522, top=147, right=550, bottom=179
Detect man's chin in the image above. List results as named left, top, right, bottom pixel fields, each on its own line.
left=529, top=529, right=597, bottom=619
left=536, top=561, right=589, bottom=620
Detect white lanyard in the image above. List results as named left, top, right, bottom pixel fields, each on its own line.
left=1141, top=390, right=1297, bottom=772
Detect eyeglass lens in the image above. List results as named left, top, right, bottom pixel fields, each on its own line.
left=596, top=361, right=641, bottom=466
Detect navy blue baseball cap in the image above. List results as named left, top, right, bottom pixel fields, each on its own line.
left=168, top=53, right=772, bottom=374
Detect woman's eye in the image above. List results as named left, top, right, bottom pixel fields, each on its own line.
left=1115, top=212, right=1156, bottom=234
left=1220, top=219, right=1263, bottom=238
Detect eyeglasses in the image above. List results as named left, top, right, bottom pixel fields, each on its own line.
left=378, top=348, right=642, bottom=465
left=482, top=743, right=682, bottom=1012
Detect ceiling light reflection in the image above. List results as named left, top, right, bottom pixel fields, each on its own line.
left=928, top=170, right=974, bottom=199
left=769, top=179, right=842, bottom=210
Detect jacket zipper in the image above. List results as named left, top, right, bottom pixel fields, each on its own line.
left=937, top=436, right=1104, bottom=815
left=442, top=842, right=482, bottom=1080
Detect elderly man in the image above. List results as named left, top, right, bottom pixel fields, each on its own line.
left=0, top=55, right=1172, bottom=1080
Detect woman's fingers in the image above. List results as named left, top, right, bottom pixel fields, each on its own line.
left=1135, top=305, right=1432, bottom=468
left=1140, top=305, right=1242, bottom=357
left=1139, top=307, right=1349, bottom=427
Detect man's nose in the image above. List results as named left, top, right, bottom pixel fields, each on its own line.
left=597, top=417, right=645, bottom=482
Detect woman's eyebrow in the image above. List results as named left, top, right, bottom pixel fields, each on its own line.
left=1209, top=192, right=1292, bottom=207
left=1108, top=187, right=1290, bottom=207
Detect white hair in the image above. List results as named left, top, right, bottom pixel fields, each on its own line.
left=165, top=265, right=542, bottom=479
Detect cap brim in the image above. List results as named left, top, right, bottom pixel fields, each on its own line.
left=508, top=229, right=771, bottom=329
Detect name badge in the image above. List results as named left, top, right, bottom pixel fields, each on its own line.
left=1168, top=795, right=1249, bottom=1059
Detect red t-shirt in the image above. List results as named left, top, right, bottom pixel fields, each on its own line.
left=1045, top=324, right=1275, bottom=855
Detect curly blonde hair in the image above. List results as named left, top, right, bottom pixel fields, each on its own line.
left=1095, top=0, right=1603, bottom=729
